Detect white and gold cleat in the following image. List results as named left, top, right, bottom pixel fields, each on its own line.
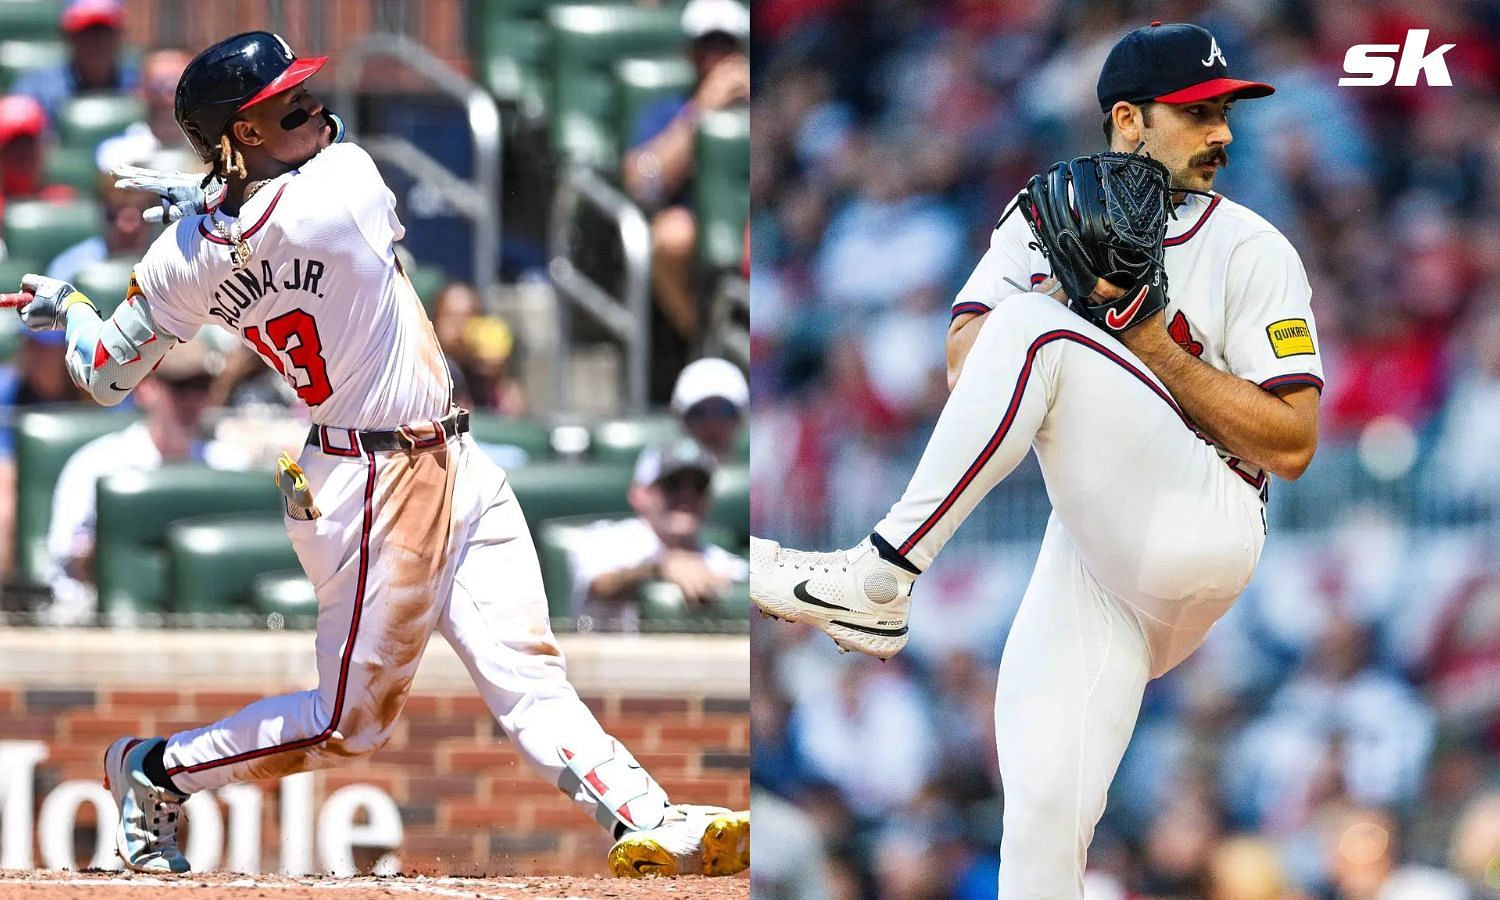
left=608, top=805, right=749, bottom=877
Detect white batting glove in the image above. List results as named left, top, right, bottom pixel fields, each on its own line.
left=0, top=274, right=96, bottom=331
left=112, top=165, right=225, bottom=224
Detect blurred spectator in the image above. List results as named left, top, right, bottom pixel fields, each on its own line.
left=45, top=146, right=157, bottom=283
left=0, top=330, right=86, bottom=574
left=621, top=0, right=749, bottom=374
left=1225, top=617, right=1435, bottom=834
left=11, top=0, right=138, bottom=124
left=430, top=282, right=527, bottom=415
left=748, top=789, right=832, bottom=899
left=1206, top=836, right=1296, bottom=900
left=44, top=340, right=226, bottom=624
left=91, top=47, right=196, bottom=166
left=565, top=437, right=745, bottom=631
left=0, top=96, right=50, bottom=201
left=670, top=356, right=746, bottom=460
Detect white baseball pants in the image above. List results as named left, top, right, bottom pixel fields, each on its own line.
left=872, top=292, right=1265, bottom=898
left=160, top=430, right=626, bottom=828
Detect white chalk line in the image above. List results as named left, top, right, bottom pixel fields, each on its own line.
left=0, top=874, right=613, bottom=899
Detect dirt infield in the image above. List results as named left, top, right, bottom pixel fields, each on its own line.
left=0, top=869, right=749, bottom=899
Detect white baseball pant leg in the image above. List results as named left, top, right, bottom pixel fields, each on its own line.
left=870, top=292, right=1265, bottom=897
left=163, top=433, right=661, bottom=832
left=163, top=428, right=465, bottom=793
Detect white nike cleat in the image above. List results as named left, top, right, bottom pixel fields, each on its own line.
left=102, top=737, right=190, bottom=873
left=608, top=805, right=749, bottom=877
left=750, top=536, right=913, bottom=659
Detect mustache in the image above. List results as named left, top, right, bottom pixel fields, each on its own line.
left=1188, top=148, right=1230, bottom=169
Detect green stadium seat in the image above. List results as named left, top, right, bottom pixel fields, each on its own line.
left=56, top=94, right=146, bottom=151
left=0, top=3, right=64, bottom=44
left=72, top=257, right=134, bottom=314
left=547, top=4, right=682, bottom=169
left=505, top=461, right=634, bottom=547
left=473, top=0, right=556, bottom=116
left=403, top=262, right=447, bottom=317
left=468, top=413, right=554, bottom=459
left=0, top=39, right=64, bottom=91
left=709, top=462, right=748, bottom=545
left=640, top=579, right=749, bottom=626
left=615, top=56, right=694, bottom=158
left=3, top=198, right=100, bottom=267
left=0, top=257, right=38, bottom=362
left=0, top=256, right=39, bottom=291
left=693, top=108, right=749, bottom=270
left=536, top=513, right=742, bottom=621
left=41, top=143, right=97, bottom=193
left=166, top=517, right=300, bottom=616
left=249, top=569, right=318, bottom=618
left=12, top=407, right=137, bottom=585
left=95, top=466, right=283, bottom=618
left=588, top=414, right=682, bottom=464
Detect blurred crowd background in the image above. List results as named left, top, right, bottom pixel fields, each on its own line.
left=750, top=0, right=1500, bottom=898
left=0, top=0, right=750, bottom=636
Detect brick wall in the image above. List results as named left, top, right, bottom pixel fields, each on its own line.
left=0, top=632, right=749, bottom=876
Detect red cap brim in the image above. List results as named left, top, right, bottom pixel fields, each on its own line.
left=1155, top=77, right=1274, bottom=104
left=239, top=56, right=328, bottom=111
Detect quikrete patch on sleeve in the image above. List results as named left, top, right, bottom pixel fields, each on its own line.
left=1266, top=318, right=1315, bottom=358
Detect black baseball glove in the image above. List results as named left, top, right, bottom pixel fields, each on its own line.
left=1020, top=152, right=1173, bottom=335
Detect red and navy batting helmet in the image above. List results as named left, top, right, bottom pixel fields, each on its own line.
left=175, top=31, right=328, bottom=163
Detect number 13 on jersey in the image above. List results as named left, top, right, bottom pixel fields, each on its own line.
left=244, top=308, right=334, bottom=405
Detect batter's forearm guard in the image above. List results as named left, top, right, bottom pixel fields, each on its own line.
left=64, top=283, right=178, bottom=407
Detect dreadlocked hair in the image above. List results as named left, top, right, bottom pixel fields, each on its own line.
left=217, top=134, right=246, bottom=181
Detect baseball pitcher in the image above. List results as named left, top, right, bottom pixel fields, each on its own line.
left=751, top=22, right=1321, bottom=897
left=2, top=32, right=748, bottom=878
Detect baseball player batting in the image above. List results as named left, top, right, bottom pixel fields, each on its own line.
left=751, top=22, right=1321, bottom=897
left=1, top=32, right=748, bottom=878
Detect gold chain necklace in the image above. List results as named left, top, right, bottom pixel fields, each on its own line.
left=211, top=179, right=273, bottom=270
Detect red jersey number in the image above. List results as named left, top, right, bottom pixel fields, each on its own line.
left=244, top=309, right=333, bottom=406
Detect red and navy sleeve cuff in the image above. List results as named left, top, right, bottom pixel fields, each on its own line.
left=1260, top=373, right=1324, bottom=393
left=951, top=301, right=993, bottom=319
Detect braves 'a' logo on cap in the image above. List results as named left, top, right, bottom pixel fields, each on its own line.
left=1201, top=36, right=1227, bottom=68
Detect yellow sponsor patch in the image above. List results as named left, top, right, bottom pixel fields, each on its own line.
left=1266, top=318, right=1315, bottom=358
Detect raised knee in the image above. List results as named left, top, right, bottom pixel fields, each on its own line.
left=327, top=720, right=398, bottom=758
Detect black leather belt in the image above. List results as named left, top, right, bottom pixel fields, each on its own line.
left=306, top=409, right=470, bottom=455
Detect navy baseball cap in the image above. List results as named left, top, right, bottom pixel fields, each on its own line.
left=1097, top=22, right=1274, bottom=112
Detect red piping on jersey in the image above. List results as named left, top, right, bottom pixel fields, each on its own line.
left=1260, top=373, right=1323, bottom=393
left=198, top=184, right=288, bottom=245
left=167, top=448, right=378, bottom=778
left=898, top=328, right=1235, bottom=557
left=952, top=302, right=992, bottom=319
left=1164, top=194, right=1222, bottom=247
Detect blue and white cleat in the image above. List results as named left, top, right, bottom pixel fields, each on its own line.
left=102, top=737, right=191, bottom=873
left=750, top=536, right=914, bottom=659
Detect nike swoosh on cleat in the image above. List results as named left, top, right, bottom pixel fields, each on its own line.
left=110, top=382, right=128, bottom=392
left=632, top=859, right=656, bottom=874
left=794, top=580, right=852, bottom=612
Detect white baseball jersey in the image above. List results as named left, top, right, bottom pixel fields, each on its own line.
left=952, top=190, right=1324, bottom=494
left=132, top=143, right=452, bottom=430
